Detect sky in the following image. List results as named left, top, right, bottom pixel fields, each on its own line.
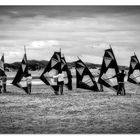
left=0, top=6, right=140, bottom=66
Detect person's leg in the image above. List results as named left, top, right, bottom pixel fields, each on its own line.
left=1, top=85, right=3, bottom=93
left=59, top=82, right=64, bottom=95
left=28, top=84, right=31, bottom=94
left=117, top=84, right=120, bottom=95
left=117, top=90, right=120, bottom=95
left=120, top=84, right=125, bottom=95
left=60, top=84, right=62, bottom=95
left=55, top=85, right=59, bottom=95
left=30, top=84, right=32, bottom=93
left=120, top=84, right=123, bottom=95
left=3, top=84, right=6, bottom=93
left=0, top=86, right=2, bottom=93
left=1, top=84, right=4, bottom=93
left=119, top=84, right=121, bottom=95
left=101, top=85, right=103, bottom=92
left=117, top=90, right=119, bottom=95
left=27, top=84, right=30, bottom=94
left=119, top=84, right=122, bottom=95
left=100, top=85, right=103, bottom=92
left=61, top=83, right=64, bottom=95
left=54, top=91, right=57, bottom=95
left=123, top=85, right=126, bottom=96
left=124, top=88, right=126, bottom=96
left=118, top=83, right=122, bottom=95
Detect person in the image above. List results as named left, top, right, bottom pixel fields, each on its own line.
left=97, top=69, right=104, bottom=92
left=53, top=71, right=65, bottom=95
left=112, top=70, right=126, bottom=96
left=100, top=84, right=104, bottom=92
left=0, top=77, right=2, bottom=93
left=2, top=75, right=7, bottom=93
left=26, top=73, right=32, bottom=94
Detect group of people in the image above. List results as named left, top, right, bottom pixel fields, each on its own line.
left=0, top=70, right=126, bottom=96
left=53, top=69, right=126, bottom=96
left=0, top=75, right=7, bottom=93
left=21, top=72, right=64, bottom=95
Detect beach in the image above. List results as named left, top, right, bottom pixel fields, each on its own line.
left=0, top=80, right=140, bottom=134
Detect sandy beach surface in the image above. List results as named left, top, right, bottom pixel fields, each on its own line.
left=0, top=80, right=140, bottom=134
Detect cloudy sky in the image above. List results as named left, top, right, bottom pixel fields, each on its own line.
left=0, top=6, right=140, bottom=66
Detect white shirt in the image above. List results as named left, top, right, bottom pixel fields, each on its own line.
left=20, top=76, right=32, bottom=87
left=53, top=73, right=64, bottom=82
left=26, top=76, right=32, bottom=84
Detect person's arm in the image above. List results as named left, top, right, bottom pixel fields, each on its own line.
left=104, top=73, right=118, bottom=80
left=112, top=73, right=120, bottom=78
left=22, top=77, right=26, bottom=81
left=28, top=76, right=32, bottom=83
left=112, top=75, right=117, bottom=78
left=29, top=76, right=32, bottom=80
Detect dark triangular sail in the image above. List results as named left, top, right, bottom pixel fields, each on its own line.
left=40, top=51, right=61, bottom=92
left=0, top=54, right=6, bottom=76
left=12, top=53, right=29, bottom=93
left=61, top=55, right=72, bottom=90
left=128, top=54, right=140, bottom=84
left=75, top=58, right=99, bottom=91
left=98, top=48, right=119, bottom=91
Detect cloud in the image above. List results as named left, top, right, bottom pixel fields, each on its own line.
left=0, top=6, right=140, bottom=66
left=27, top=40, right=59, bottom=49
left=88, top=42, right=110, bottom=50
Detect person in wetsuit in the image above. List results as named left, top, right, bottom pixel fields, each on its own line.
left=112, top=70, right=126, bottom=96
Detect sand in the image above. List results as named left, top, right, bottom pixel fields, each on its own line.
left=0, top=82, right=140, bottom=134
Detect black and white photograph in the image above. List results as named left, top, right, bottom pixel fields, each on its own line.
left=0, top=4, right=140, bottom=134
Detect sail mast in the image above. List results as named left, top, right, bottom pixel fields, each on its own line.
left=77, top=56, right=80, bottom=60
left=24, top=45, right=26, bottom=55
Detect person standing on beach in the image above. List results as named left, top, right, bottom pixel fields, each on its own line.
left=25, top=73, right=32, bottom=94
left=112, top=70, right=126, bottom=95
left=53, top=72, right=65, bottom=95
left=97, top=69, right=104, bottom=92
left=100, top=84, right=104, bottom=92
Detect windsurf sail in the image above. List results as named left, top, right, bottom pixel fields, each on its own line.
left=128, top=54, right=140, bottom=84
left=12, top=53, right=29, bottom=93
left=0, top=54, right=6, bottom=76
left=61, top=55, right=72, bottom=90
left=98, top=48, right=119, bottom=91
left=75, top=58, right=99, bottom=91
left=40, top=51, right=61, bottom=92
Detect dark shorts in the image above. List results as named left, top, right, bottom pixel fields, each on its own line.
left=58, top=81, right=64, bottom=86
